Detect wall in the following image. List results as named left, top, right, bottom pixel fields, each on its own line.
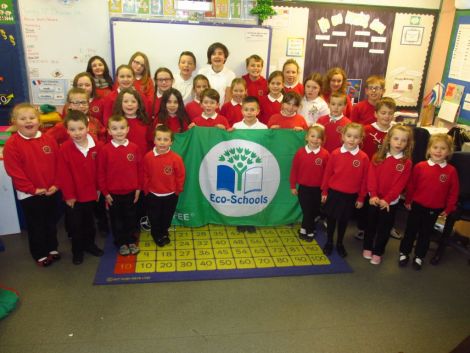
left=296, top=0, right=441, bottom=10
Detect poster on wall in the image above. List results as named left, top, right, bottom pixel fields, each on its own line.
left=384, top=13, right=434, bottom=107
left=18, top=0, right=110, bottom=105
left=304, top=7, right=395, bottom=102
left=0, top=2, right=28, bottom=123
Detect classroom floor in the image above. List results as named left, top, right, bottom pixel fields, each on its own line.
left=0, top=213, right=469, bottom=353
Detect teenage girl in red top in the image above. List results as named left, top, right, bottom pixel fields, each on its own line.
left=322, top=67, right=353, bottom=118
left=86, top=55, right=114, bottom=98
left=154, top=88, right=191, bottom=133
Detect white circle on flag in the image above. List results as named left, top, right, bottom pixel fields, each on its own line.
left=199, top=139, right=280, bottom=217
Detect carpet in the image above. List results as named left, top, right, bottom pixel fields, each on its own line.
left=94, top=224, right=352, bottom=285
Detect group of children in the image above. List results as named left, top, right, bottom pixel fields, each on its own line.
left=3, top=42, right=460, bottom=271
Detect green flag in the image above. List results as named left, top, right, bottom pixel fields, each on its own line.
left=172, top=127, right=305, bottom=227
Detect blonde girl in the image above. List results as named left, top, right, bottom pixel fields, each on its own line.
left=321, top=122, right=369, bottom=257
left=399, top=134, right=459, bottom=270
left=290, top=125, right=329, bottom=241
left=364, top=125, right=414, bottom=265
left=4, top=103, right=60, bottom=267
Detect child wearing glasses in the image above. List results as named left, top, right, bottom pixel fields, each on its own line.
left=152, top=67, right=174, bottom=120
left=350, top=75, right=385, bottom=126
left=128, top=51, right=155, bottom=103
left=47, top=87, right=106, bottom=145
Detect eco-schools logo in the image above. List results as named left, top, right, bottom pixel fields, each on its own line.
left=199, top=139, right=280, bottom=217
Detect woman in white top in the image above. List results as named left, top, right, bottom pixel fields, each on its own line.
left=198, top=42, right=235, bottom=104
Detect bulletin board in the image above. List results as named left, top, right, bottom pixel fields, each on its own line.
left=441, top=10, right=470, bottom=126
left=269, top=2, right=437, bottom=106
left=110, top=18, right=272, bottom=77
left=0, top=0, right=28, bottom=125
left=17, top=0, right=111, bottom=105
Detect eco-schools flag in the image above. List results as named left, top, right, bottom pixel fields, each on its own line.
left=171, top=127, right=305, bottom=227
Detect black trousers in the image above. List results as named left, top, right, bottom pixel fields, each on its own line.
left=20, top=194, right=59, bottom=261
left=66, top=201, right=97, bottom=256
left=108, top=192, right=137, bottom=246
left=400, top=202, right=442, bottom=259
left=364, top=203, right=397, bottom=256
left=146, top=193, right=178, bottom=242
left=298, top=185, right=321, bottom=234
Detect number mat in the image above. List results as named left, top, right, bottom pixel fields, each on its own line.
left=94, top=225, right=352, bottom=285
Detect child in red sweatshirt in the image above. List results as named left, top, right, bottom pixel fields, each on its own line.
left=98, top=115, right=142, bottom=256
left=143, top=125, right=186, bottom=247
left=4, top=103, right=60, bottom=267
left=58, top=110, right=104, bottom=265
left=399, top=134, right=459, bottom=270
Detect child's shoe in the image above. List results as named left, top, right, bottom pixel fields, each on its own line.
left=362, top=250, right=372, bottom=260
left=370, top=255, right=382, bottom=265
left=48, top=250, right=61, bottom=261
left=390, top=227, right=402, bottom=239
left=323, top=242, right=333, bottom=256
left=354, top=230, right=365, bottom=240
left=129, top=243, right=140, bottom=255
left=412, top=257, right=423, bottom=270
left=36, top=257, right=52, bottom=267
left=162, top=235, right=171, bottom=245
left=119, top=245, right=130, bottom=256
left=398, top=253, right=409, bottom=267
left=336, top=244, right=348, bottom=258
left=305, top=232, right=315, bottom=242
left=85, top=245, right=104, bottom=257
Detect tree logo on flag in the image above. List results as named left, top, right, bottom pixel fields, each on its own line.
left=199, top=139, right=280, bottom=217
left=217, top=147, right=262, bottom=194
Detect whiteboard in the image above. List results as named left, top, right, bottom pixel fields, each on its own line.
left=111, top=19, right=272, bottom=78
left=18, top=0, right=111, bottom=105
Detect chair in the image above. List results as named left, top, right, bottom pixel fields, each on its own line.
left=412, top=127, right=430, bottom=164
left=431, top=152, right=470, bottom=265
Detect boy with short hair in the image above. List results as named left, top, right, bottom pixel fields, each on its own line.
left=350, top=75, right=385, bottom=126
left=242, top=54, right=268, bottom=98
left=189, top=88, right=230, bottom=129
left=58, top=110, right=104, bottom=265
left=143, top=125, right=186, bottom=247
left=232, top=96, right=267, bottom=130
left=97, top=115, right=142, bottom=256
left=317, top=92, right=352, bottom=152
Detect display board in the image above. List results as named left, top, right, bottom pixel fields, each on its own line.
left=0, top=0, right=28, bottom=125
left=110, top=18, right=272, bottom=77
left=18, top=0, right=111, bottom=105
left=267, top=2, right=437, bottom=106
left=441, top=10, right=470, bottom=126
